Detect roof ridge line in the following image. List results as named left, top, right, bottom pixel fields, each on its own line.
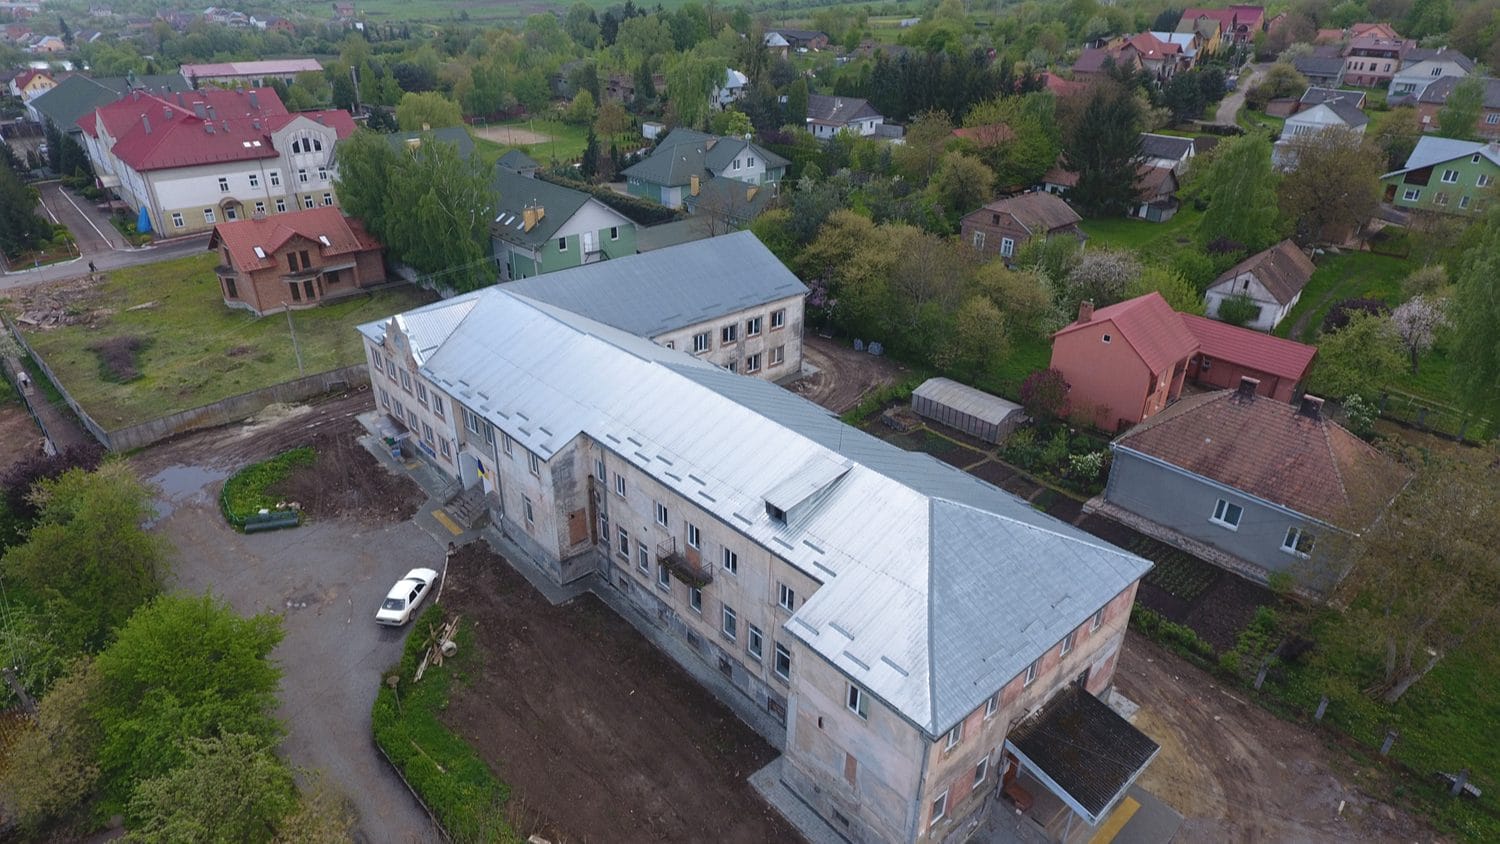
left=930, top=496, right=1147, bottom=564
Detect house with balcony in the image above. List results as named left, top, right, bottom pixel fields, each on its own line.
left=208, top=206, right=387, bottom=315
left=500, top=231, right=805, bottom=381
left=1098, top=380, right=1409, bottom=590
left=491, top=154, right=635, bottom=280
left=623, top=128, right=788, bottom=209
left=77, top=86, right=355, bottom=236
left=357, top=281, right=1156, bottom=844
left=1382, top=136, right=1500, bottom=214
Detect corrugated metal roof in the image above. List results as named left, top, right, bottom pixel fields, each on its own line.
left=501, top=231, right=807, bottom=338
left=357, top=285, right=1149, bottom=736
left=912, top=378, right=1022, bottom=427
left=1385, top=135, right=1500, bottom=177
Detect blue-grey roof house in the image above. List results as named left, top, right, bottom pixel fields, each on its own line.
left=622, top=129, right=788, bottom=209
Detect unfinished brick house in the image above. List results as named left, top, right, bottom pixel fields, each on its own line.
left=209, top=207, right=386, bottom=315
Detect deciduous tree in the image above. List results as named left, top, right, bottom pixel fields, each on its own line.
left=395, top=91, right=462, bottom=131
left=1127, top=264, right=1203, bottom=314
left=1390, top=294, right=1448, bottom=373
left=1277, top=128, right=1385, bottom=243
left=926, top=151, right=994, bottom=220
left=1191, top=133, right=1283, bottom=252
left=1436, top=76, right=1484, bottom=139
left=128, top=733, right=297, bottom=840
left=1450, top=208, right=1500, bottom=419
left=1306, top=311, right=1405, bottom=399
left=0, top=659, right=101, bottom=830
left=1063, top=249, right=1140, bottom=309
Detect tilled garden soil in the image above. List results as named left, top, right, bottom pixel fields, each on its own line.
left=272, top=420, right=425, bottom=524
left=438, top=544, right=800, bottom=844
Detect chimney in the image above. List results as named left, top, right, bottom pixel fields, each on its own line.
left=1236, top=376, right=1260, bottom=399
left=207, top=105, right=216, bottom=120
left=162, top=106, right=171, bottom=120
left=141, top=115, right=151, bottom=134
left=521, top=205, right=544, bottom=231
left=176, top=92, right=185, bottom=106
left=248, top=90, right=259, bottom=110
left=1077, top=300, right=1094, bottom=323
left=193, top=101, right=207, bottom=119
left=690, top=174, right=701, bottom=196
left=1299, top=394, right=1325, bottom=419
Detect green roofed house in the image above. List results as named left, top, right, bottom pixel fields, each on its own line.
left=1382, top=136, right=1500, bottom=214
left=28, top=73, right=191, bottom=135
left=491, top=156, right=636, bottom=281
left=622, top=128, right=788, bottom=209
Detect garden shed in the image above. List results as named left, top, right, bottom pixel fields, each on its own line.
left=911, top=378, right=1023, bottom=444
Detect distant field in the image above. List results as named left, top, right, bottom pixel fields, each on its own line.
left=351, top=0, right=904, bottom=24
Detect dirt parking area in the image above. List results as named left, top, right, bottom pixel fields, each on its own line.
left=472, top=125, right=553, bottom=146
left=439, top=544, right=800, bottom=844
left=1117, top=634, right=1436, bottom=842
left=790, top=335, right=907, bottom=413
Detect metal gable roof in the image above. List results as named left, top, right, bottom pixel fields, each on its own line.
left=358, top=285, right=1149, bottom=736
left=490, top=168, right=599, bottom=246
left=501, top=231, right=806, bottom=337
left=1385, top=135, right=1500, bottom=178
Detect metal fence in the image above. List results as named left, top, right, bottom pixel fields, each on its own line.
left=1379, top=389, right=1492, bottom=444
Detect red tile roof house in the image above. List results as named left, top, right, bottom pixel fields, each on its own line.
left=1202, top=239, right=1316, bottom=332
left=77, top=86, right=355, bottom=237
left=1096, top=381, right=1410, bottom=590
left=959, top=192, right=1084, bottom=264
left=1049, top=293, right=1199, bottom=433
left=1180, top=313, right=1317, bottom=401
left=208, top=207, right=386, bottom=315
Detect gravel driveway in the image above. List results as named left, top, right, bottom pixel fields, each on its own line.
left=144, top=459, right=442, bottom=843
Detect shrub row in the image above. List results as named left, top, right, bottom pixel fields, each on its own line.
left=371, top=604, right=516, bottom=842
left=218, top=447, right=315, bottom=530
left=1129, top=606, right=1218, bottom=668
left=537, top=172, right=682, bottom=226
left=840, top=375, right=925, bottom=425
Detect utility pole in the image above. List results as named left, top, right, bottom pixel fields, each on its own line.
left=284, top=304, right=304, bottom=376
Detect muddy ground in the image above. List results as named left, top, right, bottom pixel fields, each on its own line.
left=1117, top=634, right=1438, bottom=842
left=438, top=543, right=800, bottom=844
left=789, top=334, right=906, bottom=413
left=0, top=403, right=43, bottom=477
left=271, top=418, right=426, bottom=524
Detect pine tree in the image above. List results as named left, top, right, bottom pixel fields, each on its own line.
left=581, top=129, right=600, bottom=180
left=1062, top=80, right=1144, bottom=217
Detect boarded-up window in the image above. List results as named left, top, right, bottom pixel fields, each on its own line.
left=844, top=752, right=857, bottom=786
left=566, top=510, right=587, bottom=545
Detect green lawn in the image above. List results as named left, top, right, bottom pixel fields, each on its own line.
left=14, top=253, right=434, bottom=429
left=973, top=331, right=1051, bottom=400
left=473, top=119, right=594, bottom=168
left=1077, top=204, right=1203, bottom=254
left=1274, top=251, right=1407, bottom=343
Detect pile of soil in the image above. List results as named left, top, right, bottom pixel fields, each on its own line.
left=439, top=543, right=800, bottom=844
left=272, top=419, right=426, bottom=524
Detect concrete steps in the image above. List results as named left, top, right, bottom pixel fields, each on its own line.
left=444, top=484, right=490, bottom=531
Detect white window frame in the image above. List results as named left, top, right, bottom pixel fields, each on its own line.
left=654, top=501, right=668, bottom=527
left=1488, top=113, right=1500, bottom=125
left=1459, top=195, right=1472, bottom=209
left=1211, top=498, right=1244, bottom=530
left=203, top=208, right=216, bottom=224
left=773, top=642, right=791, bottom=680
left=778, top=582, right=795, bottom=611
left=690, top=587, right=702, bottom=613
left=687, top=523, right=701, bottom=549
left=171, top=212, right=184, bottom=228
left=930, top=791, right=948, bottom=827
left=618, top=527, right=631, bottom=560
left=1478, top=174, right=1494, bottom=187
left=984, top=694, right=998, bottom=719
left=722, top=547, right=738, bottom=574
left=971, top=230, right=985, bottom=249
left=638, top=545, right=649, bottom=572
left=1091, top=607, right=1104, bottom=632
left=269, top=171, right=281, bottom=187
left=503, top=433, right=514, bottom=457
left=693, top=331, right=711, bottom=354
left=721, top=605, right=737, bottom=640
left=303, top=196, right=316, bottom=209
left=275, top=198, right=287, bottom=213
left=595, top=458, right=606, bottom=482
left=1441, top=169, right=1460, bottom=184
left=249, top=173, right=260, bottom=188
left=657, top=561, right=670, bottom=590
left=321, top=193, right=334, bottom=206
left=721, top=324, right=738, bottom=344
left=528, top=451, right=541, bottom=476
left=747, top=624, right=763, bottom=660
left=523, top=496, right=534, bottom=526
left=1000, top=237, right=1015, bottom=257
left=847, top=683, right=869, bottom=719
left=745, top=353, right=761, bottom=373
left=1403, top=188, right=1421, bottom=202
left=253, top=200, right=265, bottom=215
left=1282, top=526, right=1315, bottom=558
left=770, top=345, right=785, bottom=366
left=298, top=168, right=309, bottom=183
left=944, top=722, right=962, bottom=750
left=1060, top=629, right=1076, bottom=657
left=1024, top=659, right=1038, bottom=687
left=218, top=176, right=229, bottom=192
left=974, top=756, right=989, bottom=787
left=770, top=309, right=786, bottom=330
left=615, top=473, right=626, bottom=497
left=746, top=316, right=762, bottom=336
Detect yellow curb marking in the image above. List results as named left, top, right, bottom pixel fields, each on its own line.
left=431, top=509, right=462, bottom=536
left=1089, top=796, right=1140, bottom=844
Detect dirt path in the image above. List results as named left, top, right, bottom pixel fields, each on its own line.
left=789, top=335, right=906, bottom=413
left=439, top=545, right=801, bottom=844
left=1212, top=62, right=1269, bottom=126
left=1116, top=634, right=1437, bottom=842
left=0, top=402, right=43, bottom=475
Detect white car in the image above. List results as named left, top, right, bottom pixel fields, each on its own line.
left=375, top=568, right=439, bottom=626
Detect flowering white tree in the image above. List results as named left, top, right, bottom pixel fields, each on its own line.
left=1391, top=295, right=1449, bottom=374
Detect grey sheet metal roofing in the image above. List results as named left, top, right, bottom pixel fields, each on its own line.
left=912, top=378, right=1022, bottom=426
left=357, top=288, right=1149, bottom=737
left=621, top=128, right=789, bottom=187
left=499, top=231, right=807, bottom=338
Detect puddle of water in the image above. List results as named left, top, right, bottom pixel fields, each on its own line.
left=148, top=464, right=231, bottom=523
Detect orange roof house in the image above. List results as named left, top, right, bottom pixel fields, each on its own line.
left=1049, top=293, right=1199, bottom=432
left=1180, top=313, right=1317, bottom=401
left=208, top=207, right=387, bottom=315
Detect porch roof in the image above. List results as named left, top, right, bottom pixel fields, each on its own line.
left=1004, top=686, right=1160, bottom=826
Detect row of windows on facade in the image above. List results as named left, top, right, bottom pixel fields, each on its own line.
left=550, top=226, right=622, bottom=252
left=1401, top=188, right=1483, bottom=210
left=1209, top=497, right=1316, bottom=556
left=174, top=193, right=332, bottom=228
left=379, top=386, right=454, bottom=463
left=220, top=268, right=343, bottom=304
left=215, top=166, right=328, bottom=195
left=970, top=230, right=1016, bottom=256
left=683, top=308, right=789, bottom=355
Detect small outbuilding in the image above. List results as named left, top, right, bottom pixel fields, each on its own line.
left=911, top=378, right=1023, bottom=443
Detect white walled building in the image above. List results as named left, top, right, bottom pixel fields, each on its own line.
left=357, top=287, right=1157, bottom=844
left=500, top=231, right=806, bottom=381
left=806, top=94, right=886, bottom=138
left=78, top=87, right=354, bottom=235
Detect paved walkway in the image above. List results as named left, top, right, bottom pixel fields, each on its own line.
left=1212, top=62, right=1270, bottom=126
left=0, top=230, right=210, bottom=290
left=36, top=181, right=128, bottom=255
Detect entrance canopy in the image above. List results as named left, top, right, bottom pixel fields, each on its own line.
left=1004, top=686, right=1160, bottom=826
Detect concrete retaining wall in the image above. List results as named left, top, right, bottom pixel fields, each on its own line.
left=3, top=315, right=369, bottom=451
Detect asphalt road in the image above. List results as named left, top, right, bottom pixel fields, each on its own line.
left=0, top=229, right=210, bottom=292
left=146, top=464, right=443, bottom=843
left=1213, top=62, right=1270, bottom=127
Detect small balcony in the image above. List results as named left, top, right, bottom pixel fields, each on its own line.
left=657, top=539, right=713, bottom=588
